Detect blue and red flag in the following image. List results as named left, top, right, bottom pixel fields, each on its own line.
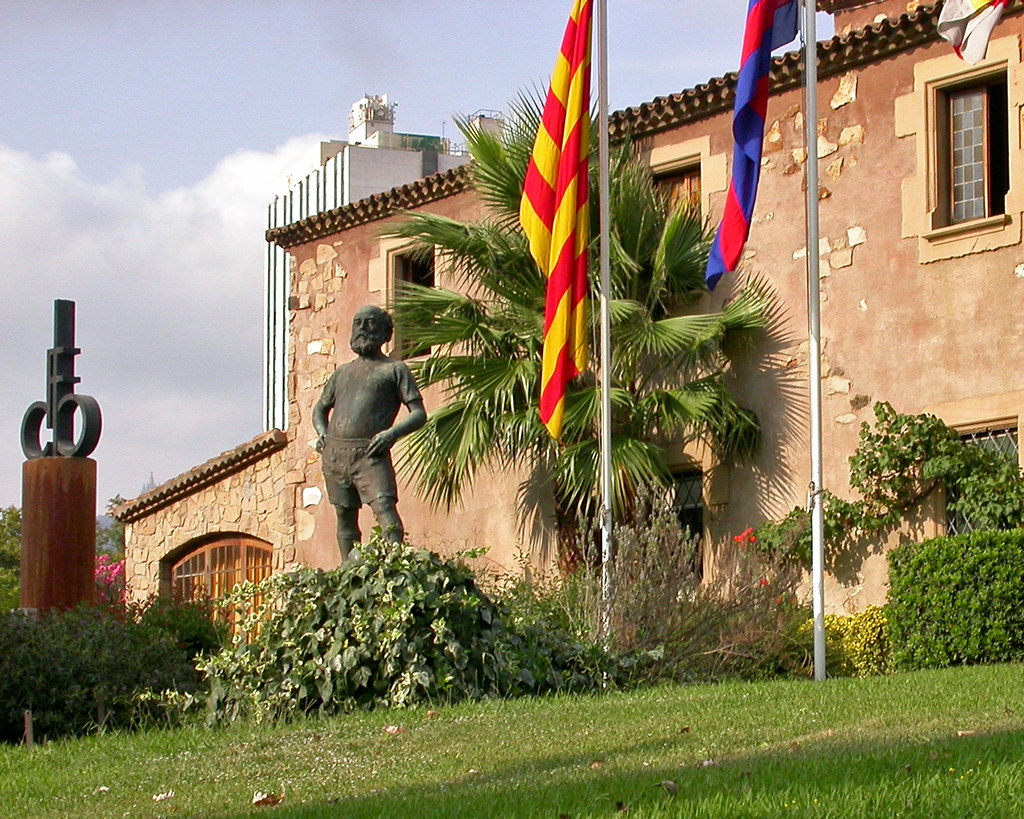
left=706, top=0, right=799, bottom=291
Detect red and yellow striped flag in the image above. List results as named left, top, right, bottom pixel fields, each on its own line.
left=519, top=0, right=593, bottom=441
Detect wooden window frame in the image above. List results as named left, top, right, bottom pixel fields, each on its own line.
left=938, top=77, right=1009, bottom=227
left=894, top=36, right=1022, bottom=263
left=390, top=248, right=435, bottom=359
left=656, top=164, right=702, bottom=215
left=171, top=536, right=273, bottom=603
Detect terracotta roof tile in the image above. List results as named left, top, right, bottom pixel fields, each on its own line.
left=112, top=429, right=288, bottom=523
left=266, top=165, right=471, bottom=249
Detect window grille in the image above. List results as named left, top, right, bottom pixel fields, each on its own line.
left=946, top=426, right=1020, bottom=535
left=671, top=471, right=703, bottom=579
left=171, top=536, right=274, bottom=632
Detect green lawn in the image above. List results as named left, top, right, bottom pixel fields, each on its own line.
left=2, top=664, right=1023, bottom=818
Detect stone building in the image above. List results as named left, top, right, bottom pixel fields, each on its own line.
left=118, top=0, right=1024, bottom=613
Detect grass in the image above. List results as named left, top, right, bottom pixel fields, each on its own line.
left=1, top=664, right=1022, bottom=818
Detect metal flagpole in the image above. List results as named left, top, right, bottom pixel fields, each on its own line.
left=801, top=0, right=827, bottom=681
left=596, top=0, right=614, bottom=635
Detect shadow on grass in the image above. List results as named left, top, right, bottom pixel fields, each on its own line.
left=211, top=726, right=1024, bottom=818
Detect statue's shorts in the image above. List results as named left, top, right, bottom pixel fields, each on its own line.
left=320, top=437, right=398, bottom=509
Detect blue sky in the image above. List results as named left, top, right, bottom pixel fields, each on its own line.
left=0, top=2, right=833, bottom=508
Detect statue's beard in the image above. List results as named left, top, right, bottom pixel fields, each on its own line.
left=351, top=334, right=383, bottom=356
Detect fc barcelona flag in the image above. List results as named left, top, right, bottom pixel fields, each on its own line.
left=706, top=0, right=799, bottom=290
left=520, top=0, right=593, bottom=440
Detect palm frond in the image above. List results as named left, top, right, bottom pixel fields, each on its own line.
left=398, top=399, right=500, bottom=511
left=556, top=436, right=672, bottom=517
left=655, top=204, right=713, bottom=308
left=458, top=115, right=524, bottom=225
left=387, top=91, right=767, bottom=529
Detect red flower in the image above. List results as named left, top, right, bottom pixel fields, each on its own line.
left=733, top=526, right=756, bottom=545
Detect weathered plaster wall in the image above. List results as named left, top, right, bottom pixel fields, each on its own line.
left=645, top=24, right=1024, bottom=611
left=125, top=11, right=1024, bottom=614
left=284, top=189, right=551, bottom=576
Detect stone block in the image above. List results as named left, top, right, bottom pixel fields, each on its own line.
left=839, top=124, right=864, bottom=146
left=831, top=247, right=854, bottom=269
left=830, top=73, right=857, bottom=109
left=295, top=509, right=316, bottom=541
left=316, top=243, right=338, bottom=265
left=827, top=376, right=851, bottom=395
left=817, top=135, right=838, bottom=158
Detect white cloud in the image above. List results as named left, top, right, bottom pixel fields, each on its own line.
left=0, top=135, right=326, bottom=508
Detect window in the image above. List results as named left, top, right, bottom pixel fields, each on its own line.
left=171, top=535, right=273, bottom=628
left=391, top=250, right=435, bottom=359
left=946, top=425, right=1020, bottom=535
left=671, top=470, right=704, bottom=579
left=644, top=135, right=726, bottom=221
left=941, top=78, right=1008, bottom=225
left=656, top=165, right=702, bottom=214
left=894, top=37, right=1022, bottom=263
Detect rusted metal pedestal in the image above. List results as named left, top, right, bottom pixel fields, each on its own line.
left=20, top=457, right=96, bottom=610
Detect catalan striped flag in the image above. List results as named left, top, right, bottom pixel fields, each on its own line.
left=705, top=0, right=799, bottom=291
left=938, top=0, right=1007, bottom=65
left=520, top=0, right=593, bottom=440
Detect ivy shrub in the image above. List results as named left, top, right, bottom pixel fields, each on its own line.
left=887, top=531, right=1024, bottom=669
left=822, top=606, right=889, bottom=677
left=0, top=605, right=206, bottom=743
left=201, top=538, right=614, bottom=724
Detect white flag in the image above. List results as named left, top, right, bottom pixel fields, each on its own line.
left=938, top=0, right=1007, bottom=65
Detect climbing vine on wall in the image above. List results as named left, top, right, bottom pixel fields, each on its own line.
left=753, top=402, right=1024, bottom=564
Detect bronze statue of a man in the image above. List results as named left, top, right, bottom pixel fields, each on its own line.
left=312, top=305, right=427, bottom=560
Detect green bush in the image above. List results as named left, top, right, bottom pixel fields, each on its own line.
left=887, top=530, right=1024, bottom=669
left=822, top=606, right=889, bottom=677
left=0, top=606, right=205, bottom=743
left=534, top=489, right=813, bottom=684
left=132, top=595, right=226, bottom=660
left=201, top=538, right=614, bottom=724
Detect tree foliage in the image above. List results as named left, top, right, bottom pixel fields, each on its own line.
left=96, top=495, right=127, bottom=559
left=389, top=96, right=771, bottom=553
left=0, top=507, right=20, bottom=612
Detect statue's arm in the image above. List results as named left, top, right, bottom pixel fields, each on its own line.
left=312, top=382, right=334, bottom=452
left=367, top=398, right=426, bottom=456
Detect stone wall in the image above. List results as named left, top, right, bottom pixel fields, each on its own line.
left=119, top=430, right=297, bottom=602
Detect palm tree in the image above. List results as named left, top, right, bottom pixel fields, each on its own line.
left=389, top=96, right=771, bottom=566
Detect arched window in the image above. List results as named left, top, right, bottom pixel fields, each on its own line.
left=171, top=535, right=273, bottom=603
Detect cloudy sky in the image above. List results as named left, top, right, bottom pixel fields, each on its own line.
left=0, top=2, right=833, bottom=509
